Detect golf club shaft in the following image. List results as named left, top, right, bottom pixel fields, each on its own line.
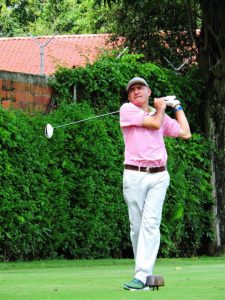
left=53, top=110, right=120, bottom=129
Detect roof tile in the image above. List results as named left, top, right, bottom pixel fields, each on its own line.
left=0, top=34, right=119, bottom=75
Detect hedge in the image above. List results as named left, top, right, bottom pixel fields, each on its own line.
left=0, top=54, right=213, bottom=260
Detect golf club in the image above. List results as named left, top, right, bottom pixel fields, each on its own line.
left=45, top=110, right=120, bottom=139
left=44, top=95, right=178, bottom=139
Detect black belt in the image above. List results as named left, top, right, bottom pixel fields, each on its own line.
left=124, top=164, right=166, bottom=173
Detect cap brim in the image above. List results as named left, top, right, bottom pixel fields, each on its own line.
left=126, top=79, right=149, bottom=91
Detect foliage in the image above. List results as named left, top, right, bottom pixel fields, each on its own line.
left=0, top=55, right=213, bottom=260
left=0, top=106, right=213, bottom=261
left=0, top=104, right=128, bottom=261
left=94, top=0, right=201, bottom=67
left=0, top=0, right=112, bottom=36
left=161, top=134, right=214, bottom=257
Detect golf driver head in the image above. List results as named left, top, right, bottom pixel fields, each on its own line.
left=45, top=123, right=54, bottom=139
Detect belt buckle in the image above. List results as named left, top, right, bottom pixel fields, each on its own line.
left=146, top=167, right=150, bottom=173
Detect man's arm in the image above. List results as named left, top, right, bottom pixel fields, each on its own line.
left=174, top=105, right=192, bottom=139
left=142, top=98, right=166, bottom=130
left=165, top=97, right=191, bottom=139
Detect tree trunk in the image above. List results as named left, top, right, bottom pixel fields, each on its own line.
left=198, top=27, right=225, bottom=255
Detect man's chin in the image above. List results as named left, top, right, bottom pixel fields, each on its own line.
left=132, top=101, right=142, bottom=106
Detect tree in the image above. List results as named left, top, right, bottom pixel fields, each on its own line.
left=197, top=0, right=225, bottom=255
left=99, top=0, right=200, bottom=67
left=95, top=0, right=225, bottom=255
left=0, top=0, right=111, bottom=36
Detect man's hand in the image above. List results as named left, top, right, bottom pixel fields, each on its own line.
left=154, top=97, right=166, bottom=111
left=165, top=95, right=181, bottom=108
left=142, top=97, right=165, bottom=130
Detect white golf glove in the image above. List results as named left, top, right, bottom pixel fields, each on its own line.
left=165, top=95, right=181, bottom=108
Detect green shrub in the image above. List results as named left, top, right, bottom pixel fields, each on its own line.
left=0, top=55, right=213, bottom=260
left=161, top=134, right=214, bottom=257
left=0, top=104, right=129, bottom=261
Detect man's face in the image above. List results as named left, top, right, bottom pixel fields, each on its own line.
left=128, top=84, right=151, bottom=107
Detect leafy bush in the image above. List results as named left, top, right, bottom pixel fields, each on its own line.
left=0, top=55, right=213, bottom=260
left=161, top=134, right=214, bottom=257
left=0, top=104, right=130, bottom=261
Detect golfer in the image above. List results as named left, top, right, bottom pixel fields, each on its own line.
left=120, top=77, right=191, bottom=291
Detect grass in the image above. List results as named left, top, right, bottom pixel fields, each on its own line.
left=0, top=256, right=225, bottom=300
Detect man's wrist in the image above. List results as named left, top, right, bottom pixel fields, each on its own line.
left=174, top=104, right=180, bottom=109
left=174, top=105, right=183, bottom=112
left=157, top=106, right=166, bottom=113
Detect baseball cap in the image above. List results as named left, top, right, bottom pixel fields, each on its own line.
left=126, top=77, right=149, bottom=91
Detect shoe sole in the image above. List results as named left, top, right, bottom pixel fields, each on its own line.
left=123, top=286, right=150, bottom=291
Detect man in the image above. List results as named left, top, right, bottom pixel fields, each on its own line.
left=120, top=77, right=191, bottom=291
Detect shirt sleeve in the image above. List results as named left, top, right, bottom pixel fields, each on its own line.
left=120, top=103, right=145, bottom=127
left=163, top=114, right=181, bottom=137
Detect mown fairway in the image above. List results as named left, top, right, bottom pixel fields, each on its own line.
left=0, top=256, right=224, bottom=300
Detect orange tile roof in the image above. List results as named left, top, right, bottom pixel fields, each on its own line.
left=0, top=34, right=120, bottom=75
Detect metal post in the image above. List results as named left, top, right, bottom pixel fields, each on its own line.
left=116, top=47, right=128, bottom=59
left=28, top=32, right=58, bottom=75
left=40, top=47, right=44, bottom=75
left=163, top=56, right=191, bottom=75
left=73, top=85, right=77, bottom=103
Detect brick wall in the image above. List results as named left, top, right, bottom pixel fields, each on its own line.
left=0, top=70, right=54, bottom=113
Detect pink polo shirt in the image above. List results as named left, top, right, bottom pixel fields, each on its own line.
left=120, top=102, right=181, bottom=167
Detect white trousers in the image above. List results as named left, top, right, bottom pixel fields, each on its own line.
left=123, top=169, right=170, bottom=283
